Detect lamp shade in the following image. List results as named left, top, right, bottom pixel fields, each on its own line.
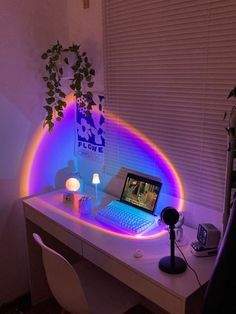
left=65, top=177, right=80, bottom=192
left=92, top=173, right=100, bottom=185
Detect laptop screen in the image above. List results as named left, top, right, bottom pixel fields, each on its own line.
left=120, top=173, right=162, bottom=215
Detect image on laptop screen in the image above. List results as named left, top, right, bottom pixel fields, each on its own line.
left=120, top=173, right=162, bottom=214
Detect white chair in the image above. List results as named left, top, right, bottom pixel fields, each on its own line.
left=33, top=233, right=139, bottom=314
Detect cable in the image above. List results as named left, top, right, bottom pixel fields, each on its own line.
left=175, top=240, right=202, bottom=287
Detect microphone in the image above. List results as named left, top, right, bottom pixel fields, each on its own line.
left=159, top=207, right=187, bottom=274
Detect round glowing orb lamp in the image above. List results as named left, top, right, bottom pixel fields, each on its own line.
left=63, top=175, right=81, bottom=203
left=92, top=173, right=100, bottom=201
left=65, top=177, right=81, bottom=192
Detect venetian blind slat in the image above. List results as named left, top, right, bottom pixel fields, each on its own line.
left=104, top=0, right=236, bottom=210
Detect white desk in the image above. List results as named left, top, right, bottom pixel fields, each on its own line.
left=23, top=190, right=216, bottom=314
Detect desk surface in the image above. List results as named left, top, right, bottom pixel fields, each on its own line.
left=24, top=189, right=216, bottom=314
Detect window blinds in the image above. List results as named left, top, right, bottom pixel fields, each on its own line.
left=103, top=0, right=236, bottom=211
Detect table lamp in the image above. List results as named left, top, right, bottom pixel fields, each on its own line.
left=63, top=175, right=81, bottom=203
left=65, top=177, right=81, bottom=192
left=92, top=173, right=100, bottom=201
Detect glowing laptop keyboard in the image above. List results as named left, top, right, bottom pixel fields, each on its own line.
left=95, top=200, right=156, bottom=235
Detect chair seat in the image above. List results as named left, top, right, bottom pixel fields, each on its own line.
left=73, top=259, right=140, bottom=314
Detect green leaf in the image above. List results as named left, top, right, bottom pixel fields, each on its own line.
left=75, top=91, right=82, bottom=98
left=47, top=90, right=54, bottom=97
left=47, top=82, right=54, bottom=89
left=55, top=105, right=62, bottom=111
left=44, top=120, right=54, bottom=132
left=75, top=81, right=81, bottom=89
left=43, top=105, right=53, bottom=113
left=59, top=91, right=66, bottom=98
left=83, top=68, right=89, bottom=76
left=50, top=73, right=56, bottom=81
left=41, top=53, right=48, bottom=59
left=58, top=99, right=65, bottom=106
left=87, top=82, right=94, bottom=88
left=45, top=115, right=53, bottom=121
left=52, top=55, right=59, bottom=62
left=87, top=91, right=93, bottom=97
left=48, top=121, right=54, bottom=132
left=57, top=100, right=67, bottom=108
left=76, top=60, right=81, bottom=67
left=228, top=87, right=236, bottom=99
left=90, top=69, right=95, bottom=76
left=74, top=73, right=81, bottom=80
left=86, top=75, right=92, bottom=82
left=46, top=97, right=55, bottom=104
left=72, top=64, right=78, bottom=71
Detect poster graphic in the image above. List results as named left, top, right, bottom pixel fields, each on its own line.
left=75, top=94, right=105, bottom=161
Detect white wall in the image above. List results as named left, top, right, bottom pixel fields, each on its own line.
left=0, top=0, right=71, bottom=304
left=67, top=0, right=104, bottom=93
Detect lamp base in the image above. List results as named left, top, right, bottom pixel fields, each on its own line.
left=159, top=256, right=187, bottom=274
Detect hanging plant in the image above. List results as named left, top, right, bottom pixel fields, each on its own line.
left=41, top=41, right=95, bottom=131
left=67, top=43, right=95, bottom=116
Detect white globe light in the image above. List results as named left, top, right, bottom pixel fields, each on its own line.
left=65, top=177, right=80, bottom=192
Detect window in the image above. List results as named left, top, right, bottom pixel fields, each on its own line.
left=103, top=0, right=236, bottom=211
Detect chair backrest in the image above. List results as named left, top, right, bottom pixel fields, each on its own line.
left=33, top=233, right=90, bottom=314
left=202, top=199, right=236, bottom=313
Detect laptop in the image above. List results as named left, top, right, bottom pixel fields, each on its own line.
left=95, top=173, right=162, bottom=235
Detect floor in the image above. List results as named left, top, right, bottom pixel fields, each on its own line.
left=0, top=296, right=154, bottom=314
left=0, top=297, right=61, bottom=314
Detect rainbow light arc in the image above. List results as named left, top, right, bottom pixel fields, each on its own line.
left=106, top=111, right=184, bottom=212
left=20, top=93, right=184, bottom=239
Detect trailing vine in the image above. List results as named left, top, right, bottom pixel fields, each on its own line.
left=41, top=41, right=95, bottom=131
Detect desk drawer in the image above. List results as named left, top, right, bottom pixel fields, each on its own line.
left=83, top=242, right=184, bottom=314
left=25, top=206, right=82, bottom=255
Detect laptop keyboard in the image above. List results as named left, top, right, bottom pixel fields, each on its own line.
left=95, top=201, right=156, bottom=235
